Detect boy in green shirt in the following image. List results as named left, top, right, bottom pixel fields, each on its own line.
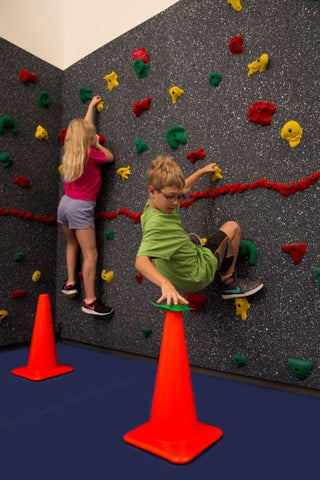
left=136, top=155, right=263, bottom=305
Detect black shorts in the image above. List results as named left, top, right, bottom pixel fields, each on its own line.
left=189, top=230, right=235, bottom=272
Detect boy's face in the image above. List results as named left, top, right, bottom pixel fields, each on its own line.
left=148, top=185, right=184, bottom=214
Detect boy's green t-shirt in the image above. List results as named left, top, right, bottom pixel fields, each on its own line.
left=136, top=200, right=218, bottom=292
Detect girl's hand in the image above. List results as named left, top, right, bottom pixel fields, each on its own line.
left=200, top=163, right=218, bottom=175
left=90, top=95, right=102, bottom=107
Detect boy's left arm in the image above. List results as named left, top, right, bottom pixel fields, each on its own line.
left=183, top=163, right=218, bottom=194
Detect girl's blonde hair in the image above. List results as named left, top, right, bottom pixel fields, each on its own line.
left=62, top=118, right=96, bottom=182
left=147, top=155, right=185, bottom=190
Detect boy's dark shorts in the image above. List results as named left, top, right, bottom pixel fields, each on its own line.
left=204, top=230, right=235, bottom=272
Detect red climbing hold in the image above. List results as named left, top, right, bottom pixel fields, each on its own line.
left=19, top=68, right=37, bottom=83
left=132, top=47, right=149, bottom=64
left=281, top=243, right=307, bottom=265
left=133, top=97, right=152, bottom=117
left=10, top=289, right=27, bottom=299
left=13, top=176, right=31, bottom=188
left=228, top=35, right=243, bottom=54
left=99, top=133, right=106, bottom=144
left=247, top=101, right=277, bottom=126
left=186, top=148, right=206, bottom=164
left=186, top=292, right=208, bottom=313
left=135, top=272, right=143, bottom=285
left=59, top=128, right=67, bottom=145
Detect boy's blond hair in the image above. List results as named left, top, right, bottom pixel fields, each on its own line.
left=147, top=155, right=185, bottom=190
left=62, top=118, right=96, bottom=182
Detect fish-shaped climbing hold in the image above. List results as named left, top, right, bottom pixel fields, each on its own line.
left=104, top=71, right=119, bottom=91
left=280, top=120, right=303, bottom=148
left=117, top=166, right=131, bottom=181
left=208, top=72, right=223, bottom=87
left=133, top=97, right=152, bottom=117
left=96, top=100, right=104, bottom=112
left=35, top=125, right=49, bottom=140
left=14, top=176, right=30, bottom=188
left=247, top=101, right=276, bottom=126
left=228, top=35, right=243, bottom=54
left=166, top=126, right=188, bottom=149
left=247, top=53, right=269, bottom=76
left=211, top=165, right=223, bottom=182
left=132, top=47, right=149, bottom=64
left=282, top=243, right=307, bottom=265
left=32, top=270, right=41, bottom=282
left=227, top=0, right=242, bottom=11
left=186, top=148, right=206, bottom=164
left=19, top=68, right=37, bottom=83
left=101, top=269, right=114, bottom=284
left=37, top=90, right=51, bottom=108
left=235, top=297, right=251, bottom=321
left=186, top=292, right=208, bottom=313
left=169, top=86, right=184, bottom=104
left=0, top=152, right=13, bottom=168
left=134, top=58, right=150, bottom=78
left=0, top=115, right=18, bottom=135
left=0, top=310, right=8, bottom=323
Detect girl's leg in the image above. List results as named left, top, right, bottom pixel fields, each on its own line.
left=62, top=225, right=80, bottom=284
left=219, top=221, right=241, bottom=276
left=75, top=228, right=98, bottom=303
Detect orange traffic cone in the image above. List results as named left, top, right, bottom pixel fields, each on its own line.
left=12, top=294, right=74, bottom=381
left=123, top=307, right=223, bottom=463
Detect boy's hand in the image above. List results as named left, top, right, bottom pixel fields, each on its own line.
left=157, top=280, right=189, bottom=306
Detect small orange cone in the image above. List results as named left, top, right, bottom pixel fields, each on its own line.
left=12, top=294, right=74, bottom=381
left=123, top=307, right=223, bottom=463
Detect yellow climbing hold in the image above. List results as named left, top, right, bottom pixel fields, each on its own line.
left=169, top=86, right=184, bottom=104
left=211, top=165, right=223, bottom=182
left=96, top=100, right=104, bottom=112
left=117, top=166, right=131, bottom=181
left=280, top=120, right=303, bottom=148
left=104, top=71, right=119, bottom=91
left=200, top=238, right=207, bottom=246
left=0, top=310, right=8, bottom=323
left=35, top=125, right=49, bottom=140
left=235, top=298, right=251, bottom=321
left=101, top=269, right=114, bottom=284
left=58, top=164, right=63, bottom=175
left=32, top=270, right=41, bottom=282
left=227, top=0, right=242, bottom=11
left=247, top=53, right=269, bottom=76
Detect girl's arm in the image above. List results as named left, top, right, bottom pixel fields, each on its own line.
left=94, top=135, right=114, bottom=162
left=183, top=163, right=218, bottom=194
left=85, top=95, right=102, bottom=123
left=135, top=255, right=188, bottom=305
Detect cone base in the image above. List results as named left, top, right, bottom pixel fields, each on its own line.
left=11, top=364, right=74, bottom=381
left=123, top=421, right=223, bottom=464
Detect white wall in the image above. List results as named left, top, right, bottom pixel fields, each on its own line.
left=1, top=0, right=179, bottom=70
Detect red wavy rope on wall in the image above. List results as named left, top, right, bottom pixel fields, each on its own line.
left=1, top=173, right=320, bottom=225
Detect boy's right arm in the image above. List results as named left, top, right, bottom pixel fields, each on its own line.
left=135, top=255, right=188, bottom=306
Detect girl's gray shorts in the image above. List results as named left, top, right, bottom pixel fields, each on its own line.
left=57, top=195, right=96, bottom=230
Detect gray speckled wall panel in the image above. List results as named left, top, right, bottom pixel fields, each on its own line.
left=56, top=0, right=320, bottom=390
left=0, top=38, right=62, bottom=346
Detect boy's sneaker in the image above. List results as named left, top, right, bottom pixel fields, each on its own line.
left=221, top=274, right=263, bottom=300
left=81, top=299, right=114, bottom=316
left=61, top=281, right=78, bottom=296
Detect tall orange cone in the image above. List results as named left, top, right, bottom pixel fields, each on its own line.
left=123, top=305, right=223, bottom=464
left=12, top=294, right=74, bottom=381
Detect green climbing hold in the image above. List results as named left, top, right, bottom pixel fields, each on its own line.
left=232, top=353, right=248, bottom=367
left=0, top=152, right=13, bottom=168
left=134, top=58, right=150, bottom=78
left=151, top=302, right=193, bottom=312
left=141, top=326, right=153, bottom=338
left=239, top=240, right=258, bottom=266
left=288, top=357, right=313, bottom=380
left=37, top=90, right=51, bottom=108
left=14, top=252, right=25, bottom=262
left=166, top=126, right=188, bottom=149
left=315, top=267, right=320, bottom=285
left=78, top=88, right=93, bottom=102
left=208, top=72, right=223, bottom=87
left=135, top=138, right=149, bottom=155
left=105, top=230, right=115, bottom=240
left=0, top=115, right=18, bottom=135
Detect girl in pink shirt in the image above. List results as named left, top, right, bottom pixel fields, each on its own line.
left=57, top=95, right=114, bottom=316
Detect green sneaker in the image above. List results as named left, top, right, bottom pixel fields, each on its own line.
left=221, top=274, right=263, bottom=300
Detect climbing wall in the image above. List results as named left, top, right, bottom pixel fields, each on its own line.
left=0, top=38, right=63, bottom=346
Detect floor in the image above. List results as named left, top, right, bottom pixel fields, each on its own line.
left=1, top=342, right=319, bottom=480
